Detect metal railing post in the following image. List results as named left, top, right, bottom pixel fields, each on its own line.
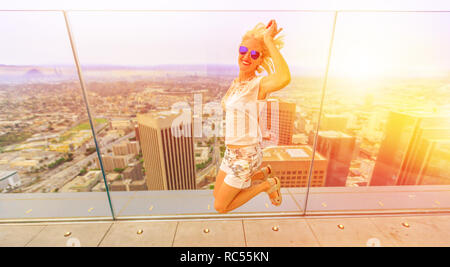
left=303, top=11, right=338, bottom=215
left=62, top=10, right=116, bottom=220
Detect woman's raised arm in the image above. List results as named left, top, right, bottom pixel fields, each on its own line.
left=258, top=20, right=291, bottom=100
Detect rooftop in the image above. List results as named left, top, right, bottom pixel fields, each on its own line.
left=262, top=145, right=326, bottom=161
left=137, top=110, right=188, bottom=130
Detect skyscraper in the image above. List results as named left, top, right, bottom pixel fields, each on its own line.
left=112, top=141, right=140, bottom=156
left=396, top=128, right=450, bottom=185
left=370, top=110, right=450, bottom=186
left=137, top=110, right=196, bottom=190
left=414, top=139, right=450, bottom=185
left=316, top=131, right=356, bottom=187
left=95, top=155, right=132, bottom=172
left=112, top=142, right=128, bottom=155
left=126, top=141, right=139, bottom=155
left=134, top=124, right=140, bottom=142
left=259, top=98, right=296, bottom=146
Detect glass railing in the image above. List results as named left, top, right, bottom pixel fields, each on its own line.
left=0, top=10, right=448, bottom=222
left=304, top=11, right=450, bottom=215
left=0, top=11, right=114, bottom=221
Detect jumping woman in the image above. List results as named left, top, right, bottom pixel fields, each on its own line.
left=213, top=19, right=291, bottom=213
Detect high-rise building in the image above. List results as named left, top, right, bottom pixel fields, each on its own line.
left=112, top=141, right=139, bottom=156
left=261, top=145, right=328, bottom=187
left=259, top=98, right=296, bottom=146
left=112, top=143, right=128, bottom=155
left=134, top=124, right=140, bottom=142
left=137, top=110, right=196, bottom=190
left=370, top=110, right=450, bottom=186
left=396, top=128, right=450, bottom=185
left=126, top=141, right=139, bottom=155
left=95, top=155, right=132, bottom=172
left=316, top=131, right=356, bottom=187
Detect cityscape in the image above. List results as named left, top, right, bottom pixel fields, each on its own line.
left=1, top=11, right=450, bottom=221
left=1, top=64, right=449, bottom=195
left=1, top=2, right=450, bottom=249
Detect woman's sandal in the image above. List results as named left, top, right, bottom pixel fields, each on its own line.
left=261, top=164, right=272, bottom=181
left=266, top=177, right=282, bottom=206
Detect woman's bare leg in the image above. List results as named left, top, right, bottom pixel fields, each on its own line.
left=214, top=166, right=270, bottom=198
left=213, top=170, right=227, bottom=198
left=214, top=182, right=241, bottom=213
left=250, top=166, right=271, bottom=182
left=214, top=179, right=273, bottom=214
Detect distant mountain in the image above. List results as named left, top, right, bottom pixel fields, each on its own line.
left=79, top=64, right=240, bottom=79
left=0, top=63, right=325, bottom=84
left=81, top=63, right=239, bottom=73
left=24, top=68, right=45, bottom=78
left=0, top=65, right=78, bottom=84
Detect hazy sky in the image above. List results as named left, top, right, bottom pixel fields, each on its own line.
left=330, top=12, right=450, bottom=77
left=1, top=0, right=450, bottom=12
left=0, top=12, right=74, bottom=66
left=0, top=10, right=449, bottom=77
left=68, top=12, right=333, bottom=71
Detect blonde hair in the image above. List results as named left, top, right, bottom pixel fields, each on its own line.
left=242, top=22, right=285, bottom=74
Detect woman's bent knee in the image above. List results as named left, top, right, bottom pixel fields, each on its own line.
left=214, top=200, right=229, bottom=214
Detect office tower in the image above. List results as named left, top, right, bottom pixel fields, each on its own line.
left=112, top=143, right=128, bottom=155
left=370, top=110, right=450, bottom=186
left=320, top=114, right=348, bottom=132
left=112, top=141, right=139, bottom=156
left=259, top=98, right=296, bottom=146
left=316, top=131, right=356, bottom=187
left=127, top=141, right=139, bottom=155
left=261, top=145, right=328, bottom=187
left=396, top=128, right=450, bottom=185
left=137, top=110, right=196, bottom=190
left=95, top=155, right=132, bottom=172
left=134, top=124, right=140, bottom=142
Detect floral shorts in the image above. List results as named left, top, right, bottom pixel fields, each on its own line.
left=220, top=144, right=263, bottom=189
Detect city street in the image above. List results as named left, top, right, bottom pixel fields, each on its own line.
left=22, top=131, right=135, bottom=193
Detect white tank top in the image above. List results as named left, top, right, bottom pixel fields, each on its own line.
left=222, top=76, right=264, bottom=146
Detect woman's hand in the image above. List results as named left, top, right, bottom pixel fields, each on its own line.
left=263, top=19, right=283, bottom=44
